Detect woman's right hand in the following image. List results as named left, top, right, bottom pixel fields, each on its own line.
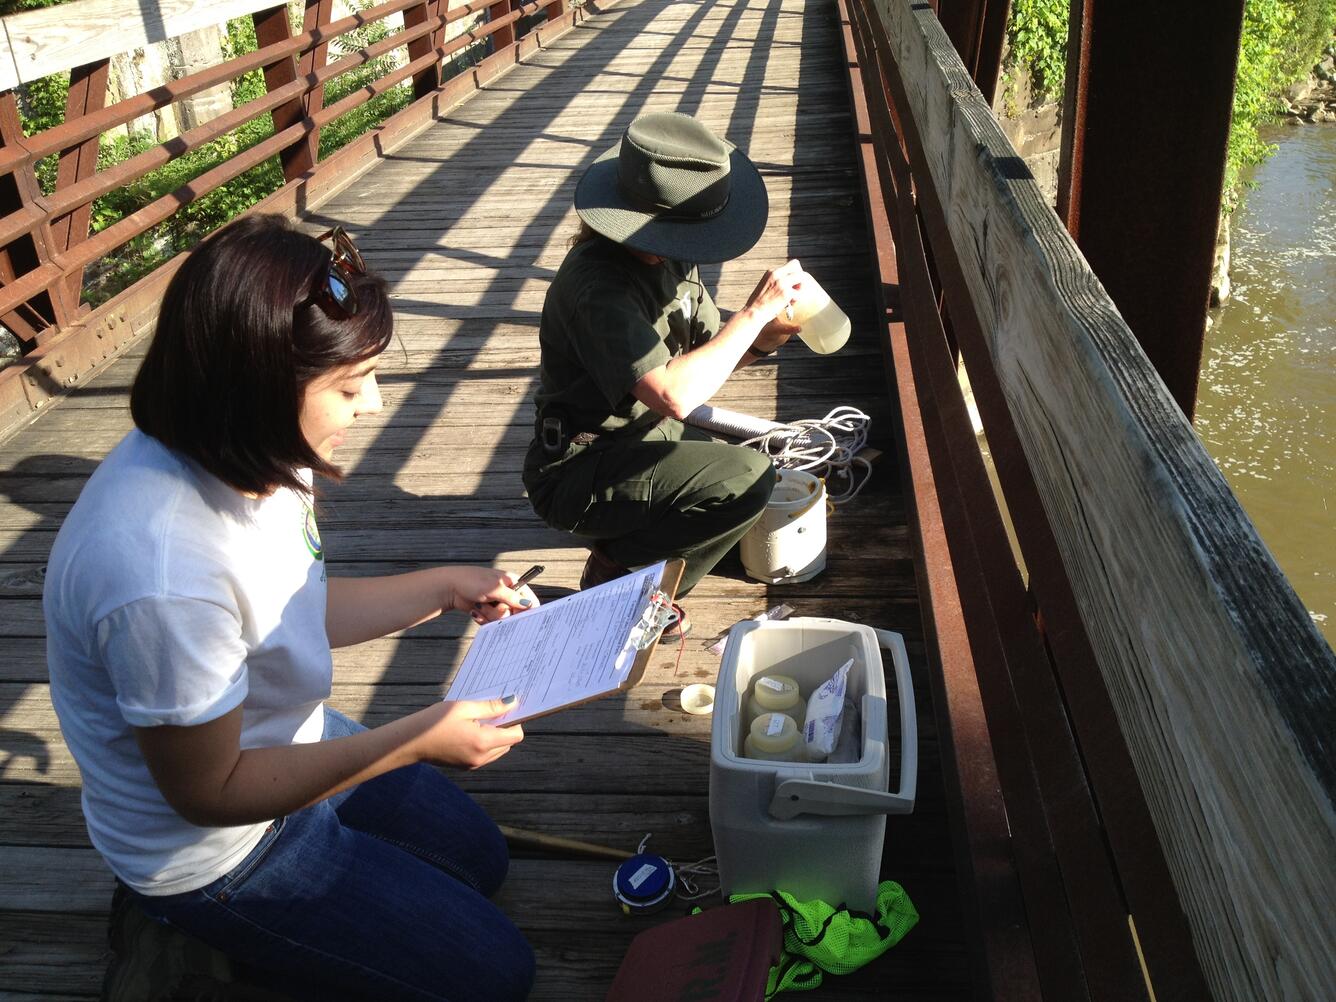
left=416, top=698, right=525, bottom=770
left=744, top=259, right=805, bottom=324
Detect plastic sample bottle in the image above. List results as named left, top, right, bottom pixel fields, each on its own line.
left=789, top=274, right=851, bottom=354
left=743, top=712, right=806, bottom=762
left=746, top=673, right=806, bottom=729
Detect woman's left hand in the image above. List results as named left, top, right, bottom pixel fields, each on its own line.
left=448, top=566, right=540, bottom=626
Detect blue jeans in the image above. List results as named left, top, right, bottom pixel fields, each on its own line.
left=130, top=707, right=534, bottom=1001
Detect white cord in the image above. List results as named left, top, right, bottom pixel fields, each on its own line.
left=637, top=833, right=722, bottom=902
left=739, top=406, right=873, bottom=505
left=674, top=854, right=721, bottom=902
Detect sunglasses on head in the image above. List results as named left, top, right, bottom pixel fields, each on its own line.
left=304, top=226, right=367, bottom=320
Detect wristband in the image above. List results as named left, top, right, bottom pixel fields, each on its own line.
left=747, top=341, right=779, bottom=358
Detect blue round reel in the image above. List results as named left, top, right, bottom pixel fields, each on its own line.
left=612, top=853, right=677, bottom=915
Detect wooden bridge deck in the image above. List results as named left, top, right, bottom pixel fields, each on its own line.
left=0, top=0, right=969, bottom=996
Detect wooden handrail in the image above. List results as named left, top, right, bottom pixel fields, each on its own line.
left=860, top=2, right=1336, bottom=1000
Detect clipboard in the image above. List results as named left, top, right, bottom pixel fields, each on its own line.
left=442, top=558, right=684, bottom=725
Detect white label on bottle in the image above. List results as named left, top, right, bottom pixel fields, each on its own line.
left=759, top=676, right=787, bottom=693
left=766, top=714, right=785, bottom=736
left=628, top=864, right=658, bottom=890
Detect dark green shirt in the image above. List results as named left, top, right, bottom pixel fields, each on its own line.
left=530, top=236, right=720, bottom=444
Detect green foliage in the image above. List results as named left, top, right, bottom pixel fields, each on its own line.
left=998, top=0, right=1335, bottom=210
left=1226, top=0, right=1336, bottom=209
left=0, top=0, right=64, bottom=14
left=1004, top=0, right=1068, bottom=105
left=1278, top=0, right=1336, bottom=79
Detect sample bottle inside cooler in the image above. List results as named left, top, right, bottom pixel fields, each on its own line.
left=743, top=712, right=806, bottom=762
left=745, top=673, right=806, bottom=729
left=790, top=275, right=851, bottom=354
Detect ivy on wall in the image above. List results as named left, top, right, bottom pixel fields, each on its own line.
left=1001, top=0, right=1336, bottom=209
left=1227, top=0, right=1336, bottom=207
left=1004, top=0, right=1068, bottom=104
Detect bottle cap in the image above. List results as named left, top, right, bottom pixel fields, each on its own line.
left=751, top=674, right=800, bottom=711
left=747, top=712, right=800, bottom=753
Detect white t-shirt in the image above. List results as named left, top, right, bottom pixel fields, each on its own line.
left=44, top=430, right=332, bottom=896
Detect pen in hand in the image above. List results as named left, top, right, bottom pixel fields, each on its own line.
left=511, top=564, right=545, bottom=590
left=472, top=565, right=544, bottom=623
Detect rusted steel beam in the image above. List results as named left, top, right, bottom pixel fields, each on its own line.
left=1056, top=0, right=1245, bottom=419
left=0, top=93, right=74, bottom=336
left=405, top=0, right=445, bottom=98
left=253, top=4, right=318, bottom=182
left=870, top=2, right=1213, bottom=997
left=935, top=0, right=1009, bottom=103
left=841, top=2, right=1046, bottom=998
left=488, top=0, right=516, bottom=53
left=297, top=0, right=335, bottom=157
left=849, top=5, right=1104, bottom=999
left=51, top=59, right=109, bottom=309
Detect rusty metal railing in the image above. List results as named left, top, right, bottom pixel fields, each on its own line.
left=841, top=2, right=1335, bottom=1001
left=0, top=0, right=576, bottom=434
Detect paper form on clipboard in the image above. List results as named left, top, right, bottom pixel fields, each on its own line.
left=443, top=559, right=683, bottom=725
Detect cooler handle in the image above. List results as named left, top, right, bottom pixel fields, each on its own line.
left=767, top=628, right=917, bottom=820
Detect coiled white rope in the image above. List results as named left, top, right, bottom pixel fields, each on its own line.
left=685, top=404, right=874, bottom=505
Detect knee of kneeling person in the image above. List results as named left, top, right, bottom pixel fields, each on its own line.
left=491, top=930, right=536, bottom=1002
left=742, top=454, right=778, bottom=506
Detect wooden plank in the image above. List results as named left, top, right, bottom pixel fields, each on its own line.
left=0, top=864, right=969, bottom=1001
left=873, top=1, right=1336, bottom=999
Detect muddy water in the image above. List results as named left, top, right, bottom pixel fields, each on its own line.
left=1195, top=123, right=1335, bottom=644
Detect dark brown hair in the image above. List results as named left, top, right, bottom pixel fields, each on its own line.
left=568, top=219, right=603, bottom=249
left=131, top=214, right=393, bottom=495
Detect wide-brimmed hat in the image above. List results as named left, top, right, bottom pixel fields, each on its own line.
left=574, top=113, right=768, bottom=263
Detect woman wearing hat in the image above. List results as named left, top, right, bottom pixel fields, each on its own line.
left=524, top=113, right=805, bottom=638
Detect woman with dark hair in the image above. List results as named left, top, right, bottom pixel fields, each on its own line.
left=44, top=214, right=536, bottom=1001
left=524, top=112, right=806, bottom=638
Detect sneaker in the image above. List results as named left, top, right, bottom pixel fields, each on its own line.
left=579, top=545, right=631, bottom=590
left=657, top=602, right=692, bottom=645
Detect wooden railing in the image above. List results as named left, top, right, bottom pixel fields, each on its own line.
left=841, top=1, right=1335, bottom=1000
left=0, top=0, right=578, bottom=436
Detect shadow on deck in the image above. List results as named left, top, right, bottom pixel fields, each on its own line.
left=0, top=0, right=968, bottom=996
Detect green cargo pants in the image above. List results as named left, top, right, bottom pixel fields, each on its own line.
left=524, top=419, right=776, bottom=595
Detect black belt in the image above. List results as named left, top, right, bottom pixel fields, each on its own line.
left=540, top=414, right=659, bottom=457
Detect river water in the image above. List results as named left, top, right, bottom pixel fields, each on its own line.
left=1195, top=122, right=1335, bottom=645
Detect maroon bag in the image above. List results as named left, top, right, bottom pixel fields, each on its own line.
left=605, top=899, right=783, bottom=1002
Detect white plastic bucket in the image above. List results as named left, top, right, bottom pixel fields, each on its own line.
left=740, top=469, right=826, bottom=584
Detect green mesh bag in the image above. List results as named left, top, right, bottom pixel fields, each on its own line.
left=729, top=881, right=919, bottom=997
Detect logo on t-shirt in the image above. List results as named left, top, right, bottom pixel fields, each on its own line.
left=302, top=506, right=323, bottom=561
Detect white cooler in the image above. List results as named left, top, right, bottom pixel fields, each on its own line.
left=708, top=618, right=917, bottom=913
